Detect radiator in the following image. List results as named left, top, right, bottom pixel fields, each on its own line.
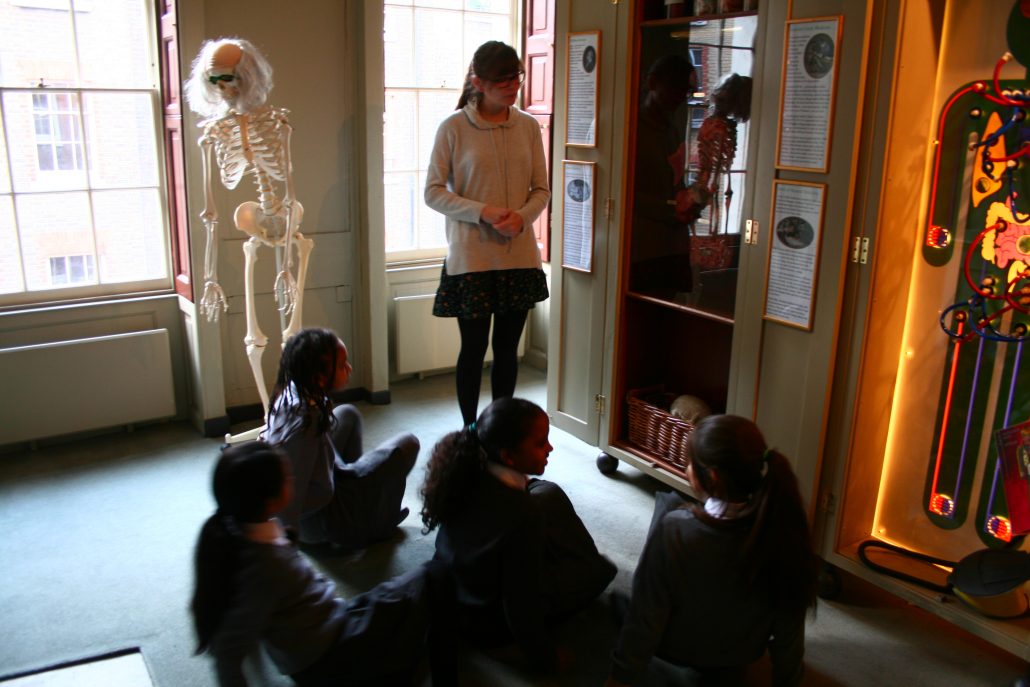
left=393, top=294, right=524, bottom=376
left=0, top=329, right=176, bottom=445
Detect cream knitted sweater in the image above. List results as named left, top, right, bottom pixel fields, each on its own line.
left=425, top=103, right=550, bottom=275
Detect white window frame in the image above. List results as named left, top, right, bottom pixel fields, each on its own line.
left=49, top=253, right=95, bottom=285
left=0, top=0, right=170, bottom=308
left=382, top=0, right=519, bottom=264
left=32, top=92, right=86, bottom=173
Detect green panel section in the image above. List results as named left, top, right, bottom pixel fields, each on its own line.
left=973, top=340, right=1029, bottom=548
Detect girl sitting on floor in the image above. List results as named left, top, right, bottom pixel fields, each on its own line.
left=190, top=440, right=455, bottom=687
left=420, top=397, right=616, bottom=673
left=264, top=327, right=416, bottom=551
left=606, top=414, right=819, bottom=687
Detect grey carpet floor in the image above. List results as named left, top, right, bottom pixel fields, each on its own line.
left=0, top=367, right=1025, bottom=686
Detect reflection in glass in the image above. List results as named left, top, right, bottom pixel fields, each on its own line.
left=629, top=14, right=757, bottom=319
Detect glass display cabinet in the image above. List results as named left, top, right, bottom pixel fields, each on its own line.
left=607, top=7, right=758, bottom=482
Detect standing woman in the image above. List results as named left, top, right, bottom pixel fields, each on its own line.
left=425, top=40, right=551, bottom=426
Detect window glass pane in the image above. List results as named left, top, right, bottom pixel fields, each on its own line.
left=466, top=0, right=510, bottom=14
left=92, top=188, right=166, bottom=283
left=34, top=115, right=51, bottom=137
left=418, top=90, right=457, bottom=169
left=36, top=145, right=54, bottom=171
left=384, top=0, right=513, bottom=256
left=414, top=9, right=464, bottom=89
left=384, top=171, right=418, bottom=253
left=384, top=7, right=415, bottom=88
left=0, top=109, right=9, bottom=193
left=76, top=0, right=152, bottom=88
left=463, top=12, right=509, bottom=63
left=84, top=92, right=159, bottom=188
left=16, top=192, right=92, bottom=291
left=0, top=197, right=24, bottom=293
left=57, top=113, right=76, bottom=139
left=420, top=0, right=462, bottom=9
left=417, top=170, right=447, bottom=249
left=69, top=254, right=85, bottom=281
left=50, top=256, right=68, bottom=284
left=3, top=91, right=88, bottom=192
left=56, top=143, right=77, bottom=170
left=384, top=91, right=417, bottom=171
left=0, top=3, right=76, bottom=88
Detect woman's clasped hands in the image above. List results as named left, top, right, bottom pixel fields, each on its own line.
left=481, top=205, right=523, bottom=237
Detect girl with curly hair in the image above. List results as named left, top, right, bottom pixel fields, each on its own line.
left=420, top=397, right=615, bottom=672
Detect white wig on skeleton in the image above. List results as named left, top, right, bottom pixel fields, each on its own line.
left=185, top=37, right=274, bottom=121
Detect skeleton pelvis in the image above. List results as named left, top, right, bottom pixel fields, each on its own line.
left=233, top=200, right=303, bottom=245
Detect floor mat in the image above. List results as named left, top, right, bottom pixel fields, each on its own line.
left=0, top=651, right=152, bottom=687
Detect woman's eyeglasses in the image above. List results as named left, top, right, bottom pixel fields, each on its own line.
left=491, top=72, right=525, bottom=87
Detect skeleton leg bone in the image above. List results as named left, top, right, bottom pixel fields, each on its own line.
left=282, top=231, right=313, bottom=343
left=242, top=236, right=271, bottom=416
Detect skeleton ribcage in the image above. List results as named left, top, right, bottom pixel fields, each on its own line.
left=206, top=106, right=291, bottom=218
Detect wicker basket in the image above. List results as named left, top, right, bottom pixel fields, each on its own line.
left=626, top=386, right=696, bottom=472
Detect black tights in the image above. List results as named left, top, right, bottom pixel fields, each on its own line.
left=456, top=311, right=529, bottom=425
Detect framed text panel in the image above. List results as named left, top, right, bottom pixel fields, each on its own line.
left=775, top=17, right=842, bottom=172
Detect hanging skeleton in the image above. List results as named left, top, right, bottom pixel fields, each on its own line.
left=185, top=38, right=314, bottom=418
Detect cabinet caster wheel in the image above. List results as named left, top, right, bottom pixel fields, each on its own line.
left=597, top=452, right=619, bottom=475
left=817, top=562, right=842, bottom=600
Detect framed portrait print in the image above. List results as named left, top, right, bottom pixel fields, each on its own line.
left=763, top=180, right=826, bottom=330
left=775, top=17, right=842, bottom=172
left=566, top=31, right=600, bottom=147
left=560, top=160, right=596, bottom=272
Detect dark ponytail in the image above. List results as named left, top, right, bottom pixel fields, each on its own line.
left=455, top=40, right=523, bottom=109
left=420, top=428, right=487, bottom=532
left=191, top=441, right=287, bottom=653
left=688, top=415, right=818, bottom=611
left=420, top=397, right=545, bottom=530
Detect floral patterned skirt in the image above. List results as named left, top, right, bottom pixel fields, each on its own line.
left=432, top=266, right=549, bottom=319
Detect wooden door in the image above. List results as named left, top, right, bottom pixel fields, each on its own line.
left=547, top=1, right=629, bottom=445
left=525, top=0, right=554, bottom=261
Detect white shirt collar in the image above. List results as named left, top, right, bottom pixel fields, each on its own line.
left=243, top=518, right=290, bottom=545
left=487, top=461, right=529, bottom=490
left=703, top=497, right=747, bottom=520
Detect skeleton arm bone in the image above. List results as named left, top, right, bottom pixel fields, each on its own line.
left=274, top=115, right=299, bottom=317
left=199, top=132, right=229, bottom=321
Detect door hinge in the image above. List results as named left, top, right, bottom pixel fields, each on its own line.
left=744, top=219, right=759, bottom=245
left=595, top=393, right=606, bottom=416
left=818, top=490, right=837, bottom=515
left=851, top=236, right=871, bottom=264
left=604, top=198, right=614, bottom=219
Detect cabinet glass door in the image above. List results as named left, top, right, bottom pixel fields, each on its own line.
left=611, top=11, right=757, bottom=478
left=629, top=15, right=756, bottom=318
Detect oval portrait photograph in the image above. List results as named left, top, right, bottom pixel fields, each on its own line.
left=776, top=216, right=815, bottom=249
left=567, top=178, right=591, bottom=203
left=803, top=33, right=834, bottom=79
left=582, top=45, right=597, bottom=73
